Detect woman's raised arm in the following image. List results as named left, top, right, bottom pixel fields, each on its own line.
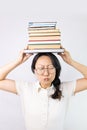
left=0, top=47, right=33, bottom=94
left=59, top=49, right=87, bottom=93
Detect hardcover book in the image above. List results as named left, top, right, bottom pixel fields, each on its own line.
left=24, top=48, right=64, bottom=53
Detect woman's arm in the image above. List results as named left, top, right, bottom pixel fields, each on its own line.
left=0, top=47, right=32, bottom=94
left=59, top=49, right=87, bottom=93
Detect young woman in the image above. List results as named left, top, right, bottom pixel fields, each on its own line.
left=0, top=47, right=87, bottom=130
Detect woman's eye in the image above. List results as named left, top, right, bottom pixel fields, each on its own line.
left=48, top=66, right=54, bottom=69
left=49, top=67, right=54, bottom=69
left=39, top=68, right=44, bottom=70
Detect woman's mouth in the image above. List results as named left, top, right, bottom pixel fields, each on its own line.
left=43, top=78, right=49, bottom=81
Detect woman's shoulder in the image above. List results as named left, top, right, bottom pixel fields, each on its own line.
left=15, top=80, right=37, bottom=87
left=61, top=80, right=76, bottom=87
left=15, top=80, right=37, bottom=94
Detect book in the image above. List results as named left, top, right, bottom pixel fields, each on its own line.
left=28, top=40, right=61, bottom=45
left=29, top=26, right=56, bottom=30
left=29, top=39, right=61, bottom=42
left=24, top=48, right=64, bottom=53
left=29, top=22, right=57, bottom=28
left=27, top=44, right=61, bottom=50
left=29, top=32, right=61, bottom=36
left=28, top=29, right=60, bottom=33
left=29, top=35, right=61, bottom=41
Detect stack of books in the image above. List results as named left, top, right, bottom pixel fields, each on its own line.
left=24, top=22, right=64, bottom=53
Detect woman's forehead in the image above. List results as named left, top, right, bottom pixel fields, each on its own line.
left=36, top=64, right=54, bottom=67
left=35, top=55, right=52, bottom=65
left=36, top=55, right=52, bottom=61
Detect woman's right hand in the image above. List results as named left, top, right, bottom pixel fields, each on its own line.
left=17, top=46, right=33, bottom=64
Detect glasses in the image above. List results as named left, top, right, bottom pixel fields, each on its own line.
left=35, top=65, right=55, bottom=75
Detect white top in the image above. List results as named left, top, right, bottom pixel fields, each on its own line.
left=15, top=80, right=76, bottom=130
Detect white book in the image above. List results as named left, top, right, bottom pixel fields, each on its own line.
left=24, top=48, right=64, bottom=53
left=28, top=41, right=61, bottom=45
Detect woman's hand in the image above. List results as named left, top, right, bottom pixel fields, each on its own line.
left=58, top=48, right=73, bottom=65
left=17, top=46, right=33, bottom=64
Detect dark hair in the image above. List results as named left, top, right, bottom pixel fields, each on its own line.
left=31, top=53, right=62, bottom=100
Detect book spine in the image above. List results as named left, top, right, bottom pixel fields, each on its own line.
left=29, top=22, right=57, bottom=28
left=28, top=44, right=61, bottom=49
left=29, top=33, right=61, bottom=37
left=28, top=41, right=61, bottom=44
left=29, top=36, right=60, bottom=41
left=28, top=43, right=61, bottom=45
left=29, top=39, right=61, bottom=42
left=29, top=26, right=56, bottom=30
left=24, top=48, right=64, bottom=53
left=28, top=29, right=60, bottom=33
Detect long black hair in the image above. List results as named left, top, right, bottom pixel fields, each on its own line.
left=31, top=53, right=62, bottom=100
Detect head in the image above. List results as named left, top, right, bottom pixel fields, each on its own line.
left=31, top=53, right=61, bottom=89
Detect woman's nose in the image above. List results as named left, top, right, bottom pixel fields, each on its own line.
left=43, top=68, right=49, bottom=75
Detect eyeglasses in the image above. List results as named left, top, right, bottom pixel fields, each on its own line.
left=35, top=65, right=55, bottom=75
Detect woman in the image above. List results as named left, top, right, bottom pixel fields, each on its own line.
left=0, top=47, right=87, bottom=130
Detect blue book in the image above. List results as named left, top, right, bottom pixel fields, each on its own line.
left=29, top=22, right=57, bottom=28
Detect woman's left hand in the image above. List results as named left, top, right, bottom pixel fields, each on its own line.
left=58, top=48, right=73, bottom=65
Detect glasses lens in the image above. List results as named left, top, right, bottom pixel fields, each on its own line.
left=36, top=65, right=55, bottom=75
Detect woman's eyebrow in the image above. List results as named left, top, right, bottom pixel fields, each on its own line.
left=36, top=64, right=53, bottom=66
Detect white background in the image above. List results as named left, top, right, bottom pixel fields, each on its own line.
left=0, top=0, right=87, bottom=130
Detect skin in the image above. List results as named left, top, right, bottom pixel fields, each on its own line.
left=34, top=56, right=56, bottom=89
left=0, top=46, right=87, bottom=94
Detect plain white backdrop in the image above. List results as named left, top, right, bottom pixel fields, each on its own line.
left=0, top=0, right=87, bottom=130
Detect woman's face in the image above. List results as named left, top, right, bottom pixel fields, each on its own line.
left=34, top=55, right=56, bottom=88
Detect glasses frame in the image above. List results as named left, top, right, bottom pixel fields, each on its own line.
left=35, top=65, right=56, bottom=75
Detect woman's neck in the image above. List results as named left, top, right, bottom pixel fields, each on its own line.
left=40, top=82, right=51, bottom=89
